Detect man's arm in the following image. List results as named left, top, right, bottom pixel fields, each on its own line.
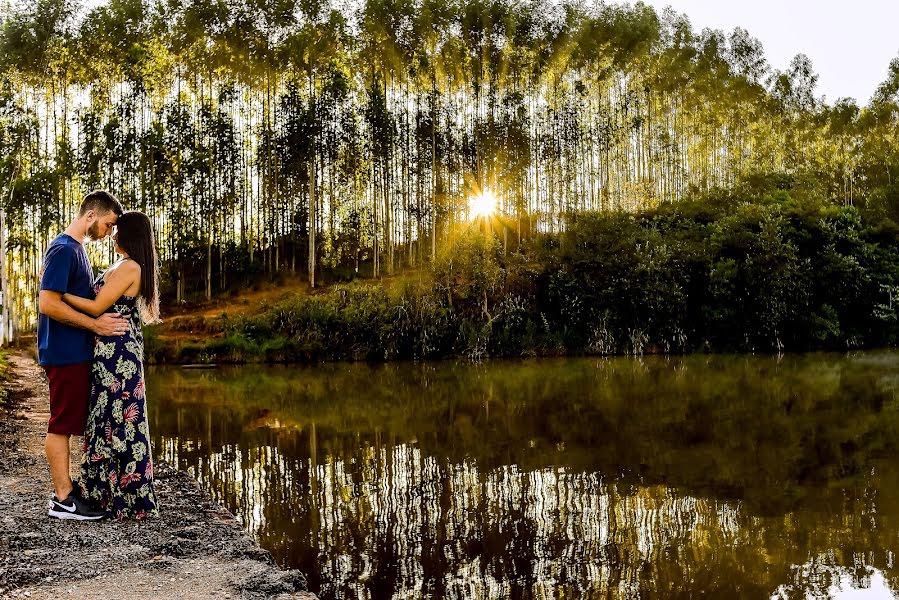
left=39, top=290, right=127, bottom=336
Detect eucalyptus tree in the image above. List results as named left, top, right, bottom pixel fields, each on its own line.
left=719, top=27, right=769, bottom=181
left=165, top=0, right=233, bottom=298
left=278, top=1, right=350, bottom=286
left=358, top=0, right=419, bottom=276
left=819, top=99, right=861, bottom=203
left=78, top=0, right=172, bottom=219
left=215, top=2, right=261, bottom=270
left=239, top=0, right=299, bottom=277
left=857, top=57, right=899, bottom=218
left=0, top=0, right=78, bottom=334
left=769, top=53, right=821, bottom=176
left=867, top=56, right=899, bottom=187
left=409, top=0, right=456, bottom=261
left=6, top=0, right=899, bottom=329
left=0, top=76, right=39, bottom=341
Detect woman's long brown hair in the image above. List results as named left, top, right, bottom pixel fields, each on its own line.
left=115, top=211, right=160, bottom=323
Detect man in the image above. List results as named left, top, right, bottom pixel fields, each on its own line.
left=38, top=190, right=129, bottom=520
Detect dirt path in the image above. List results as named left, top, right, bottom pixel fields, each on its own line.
left=0, top=352, right=317, bottom=600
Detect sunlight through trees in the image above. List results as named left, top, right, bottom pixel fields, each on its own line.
left=1, top=0, right=898, bottom=338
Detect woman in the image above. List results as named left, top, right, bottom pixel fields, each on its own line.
left=63, top=210, right=161, bottom=520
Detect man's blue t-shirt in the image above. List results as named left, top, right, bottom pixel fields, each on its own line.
left=38, top=234, right=95, bottom=366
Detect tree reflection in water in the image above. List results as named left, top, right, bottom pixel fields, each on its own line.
left=148, top=353, right=899, bottom=598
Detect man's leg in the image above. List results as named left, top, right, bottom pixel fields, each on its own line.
left=46, top=429, right=104, bottom=520
left=45, top=432, right=73, bottom=499
left=44, top=365, right=102, bottom=520
left=44, top=362, right=90, bottom=501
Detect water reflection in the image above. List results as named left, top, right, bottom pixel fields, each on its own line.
left=147, top=353, right=899, bottom=598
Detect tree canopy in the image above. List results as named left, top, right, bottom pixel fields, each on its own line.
left=1, top=0, right=898, bottom=338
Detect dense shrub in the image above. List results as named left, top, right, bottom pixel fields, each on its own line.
left=148, top=194, right=899, bottom=363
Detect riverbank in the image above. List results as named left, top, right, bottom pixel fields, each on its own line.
left=145, top=198, right=899, bottom=365
left=0, top=351, right=316, bottom=600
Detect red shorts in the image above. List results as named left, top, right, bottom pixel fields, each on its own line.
left=44, top=362, right=91, bottom=436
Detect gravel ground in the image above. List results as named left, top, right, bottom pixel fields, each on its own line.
left=0, top=352, right=317, bottom=600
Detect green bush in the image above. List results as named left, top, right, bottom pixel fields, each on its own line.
left=150, top=193, right=899, bottom=363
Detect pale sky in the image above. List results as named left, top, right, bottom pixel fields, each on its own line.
left=639, top=0, right=899, bottom=105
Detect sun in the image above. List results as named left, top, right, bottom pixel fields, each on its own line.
left=469, top=189, right=498, bottom=219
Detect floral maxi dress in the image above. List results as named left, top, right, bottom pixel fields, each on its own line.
left=79, top=272, right=159, bottom=519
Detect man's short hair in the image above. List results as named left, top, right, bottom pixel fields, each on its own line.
left=78, top=190, right=123, bottom=217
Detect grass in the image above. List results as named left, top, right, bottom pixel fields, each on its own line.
left=145, top=196, right=899, bottom=364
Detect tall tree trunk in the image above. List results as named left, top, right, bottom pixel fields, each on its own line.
left=308, top=143, right=316, bottom=288
left=206, top=231, right=212, bottom=301
left=0, top=207, right=9, bottom=346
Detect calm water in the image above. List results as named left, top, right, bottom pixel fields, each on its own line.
left=147, top=353, right=899, bottom=599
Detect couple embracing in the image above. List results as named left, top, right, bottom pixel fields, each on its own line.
left=39, top=190, right=160, bottom=521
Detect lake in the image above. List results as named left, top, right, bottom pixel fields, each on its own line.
left=147, top=353, right=899, bottom=598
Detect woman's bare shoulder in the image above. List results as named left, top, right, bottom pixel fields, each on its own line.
left=106, top=259, right=141, bottom=280
left=121, top=258, right=142, bottom=274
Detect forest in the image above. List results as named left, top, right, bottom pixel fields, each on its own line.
left=2, top=0, right=899, bottom=356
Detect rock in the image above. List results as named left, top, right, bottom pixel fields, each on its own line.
left=146, top=557, right=174, bottom=570
left=239, top=568, right=308, bottom=598
left=240, top=547, right=275, bottom=564
left=172, top=526, right=199, bottom=540
left=153, top=540, right=185, bottom=557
